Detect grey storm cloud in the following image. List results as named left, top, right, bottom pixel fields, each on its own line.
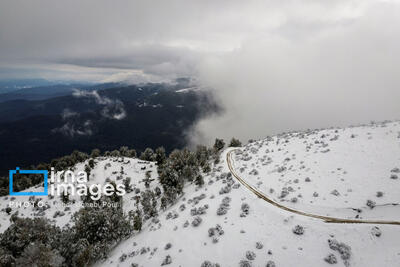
left=1, top=0, right=400, bottom=143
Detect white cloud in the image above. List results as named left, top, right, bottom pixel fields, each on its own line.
left=61, top=108, right=78, bottom=120
left=72, top=89, right=127, bottom=120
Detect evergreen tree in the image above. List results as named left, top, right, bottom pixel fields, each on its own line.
left=160, top=196, right=168, bottom=210
left=154, top=186, right=162, bottom=197
left=5, top=207, right=11, bottom=215
left=107, top=181, right=122, bottom=203
left=110, top=150, right=121, bottom=157
left=119, top=146, right=129, bottom=157
left=155, top=147, right=167, bottom=165
left=133, top=210, right=142, bottom=231
left=123, top=177, right=132, bottom=193
left=61, top=191, right=70, bottom=204
left=143, top=171, right=153, bottom=188
left=213, top=138, right=225, bottom=152
left=140, top=190, right=158, bottom=219
left=194, top=174, right=204, bottom=187
left=229, top=137, right=242, bottom=147
left=140, top=148, right=155, bottom=161
left=88, top=159, right=95, bottom=169
left=202, top=162, right=211, bottom=173
left=90, top=148, right=101, bottom=158
left=84, top=164, right=91, bottom=179
left=127, top=149, right=137, bottom=158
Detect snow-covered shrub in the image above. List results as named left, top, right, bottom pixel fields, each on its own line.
left=245, top=251, right=256, bottom=260
left=208, top=224, right=224, bottom=237
left=119, top=253, right=127, bottom=262
left=217, top=197, right=231, bottom=216
left=219, top=185, right=232, bottom=195
left=249, top=169, right=259, bottom=175
left=240, top=203, right=250, bottom=217
left=331, top=189, right=340, bottom=196
left=313, top=192, right=319, bottom=197
left=217, top=206, right=228, bottom=216
left=391, top=167, right=400, bottom=173
left=324, top=254, right=337, bottom=264
left=279, top=189, right=289, bottom=199
left=390, top=174, right=398, bottom=179
left=179, top=204, right=186, bottom=211
left=268, top=188, right=274, bottom=194
left=328, top=239, right=351, bottom=263
left=161, top=255, right=172, bottom=265
left=201, top=260, right=221, bottom=267
left=371, top=226, right=382, bottom=237
left=192, top=216, right=203, bottom=227
left=277, top=166, right=286, bottom=173
left=255, top=242, right=263, bottom=249
left=233, top=183, right=241, bottom=189
left=366, top=200, right=376, bottom=209
left=191, top=205, right=208, bottom=216
left=292, top=225, right=304, bottom=235
left=376, top=191, right=383, bottom=197
left=140, top=247, right=148, bottom=254
left=242, top=155, right=253, bottom=161
left=266, top=260, right=276, bottom=267
left=239, top=259, right=252, bottom=267
left=164, top=243, right=172, bottom=250
left=188, top=193, right=207, bottom=205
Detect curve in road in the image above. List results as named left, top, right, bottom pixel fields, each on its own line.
left=226, top=150, right=400, bottom=225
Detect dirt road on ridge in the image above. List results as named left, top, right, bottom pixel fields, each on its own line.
left=226, top=149, right=400, bottom=225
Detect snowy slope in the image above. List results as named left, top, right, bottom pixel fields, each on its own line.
left=97, top=121, right=400, bottom=267
left=232, top=121, right=400, bottom=220
left=1, top=120, right=400, bottom=267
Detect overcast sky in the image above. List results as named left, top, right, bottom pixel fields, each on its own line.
left=1, top=0, right=399, bottom=143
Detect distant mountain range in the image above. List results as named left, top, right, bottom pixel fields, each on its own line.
left=0, top=82, right=219, bottom=174
left=0, top=82, right=123, bottom=102
left=0, top=78, right=74, bottom=93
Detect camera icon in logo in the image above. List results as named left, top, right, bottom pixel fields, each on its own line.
left=9, top=167, right=48, bottom=196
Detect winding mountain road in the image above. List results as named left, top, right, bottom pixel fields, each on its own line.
left=226, top=150, right=400, bottom=225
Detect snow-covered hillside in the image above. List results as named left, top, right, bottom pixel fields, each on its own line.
left=1, top=120, right=400, bottom=267
left=232, top=121, right=400, bottom=221
left=100, top=121, right=400, bottom=267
